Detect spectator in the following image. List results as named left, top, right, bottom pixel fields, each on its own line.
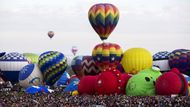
left=0, top=84, right=190, bottom=106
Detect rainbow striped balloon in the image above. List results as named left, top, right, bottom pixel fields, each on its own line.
left=88, top=3, right=119, bottom=41
left=38, top=51, right=67, bottom=86
left=92, top=42, right=123, bottom=70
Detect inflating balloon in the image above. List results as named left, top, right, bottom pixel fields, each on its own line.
left=88, top=3, right=119, bottom=41
left=0, top=52, right=29, bottom=83
left=95, top=68, right=129, bottom=95
left=19, top=64, right=43, bottom=88
left=169, top=49, right=190, bottom=76
left=156, top=68, right=188, bottom=96
left=0, top=52, right=6, bottom=57
left=23, top=53, right=39, bottom=64
left=126, top=67, right=161, bottom=96
left=65, top=55, right=75, bottom=76
left=71, top=56, right=84, bottom=79
left=38, top=51, right=67, bottom=86
left=139, top=67, right=162, bottom=80
left=71, top=46, right=78, bottom=56
left=121, top=48, right=152, bottom=74
left=47, top=31, right=54, bottom=39
left=92, top=42, right=123, bottom=70
left=78, top=76, right=97, bottom=95
left=153, top=51, right=171, bottom=72
left=64, top=76, right=79, bottom=92
left=126, top=71, right=156, bottom=96
left=81, top=56, right=100, bottom=76
left=54, top=71, right=70, bottom=87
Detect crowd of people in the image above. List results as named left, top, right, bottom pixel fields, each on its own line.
left=0, top=84, right=190, bottom=107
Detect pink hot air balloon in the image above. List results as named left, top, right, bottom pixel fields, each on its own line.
left=47, top=31, right=54, bottom=39
left=72, top=46, right=78, bottom=56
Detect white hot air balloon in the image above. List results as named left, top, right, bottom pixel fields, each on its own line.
left=71, top=46, right=78, bottom=56
left=0, top=52, right=29, bottom=83
left=19, top=64, right=43, bottom=88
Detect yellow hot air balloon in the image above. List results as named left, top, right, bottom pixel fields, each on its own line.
left=121, top=48, right=153, bottom=74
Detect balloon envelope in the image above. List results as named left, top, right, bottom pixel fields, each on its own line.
left=121, top=48, right=152, bottom=74
left=71, top=46, right=78, bottom=56
left=169, top=49, right=190, bottom=76
left=0, top=52, right=6, bottom=57
left=0, top=52, right=29, bottom=83
left=54, top=71, right=70, bottom=87
left=153, top=51, right=171, bottom=72
left=48, top=31, right=54, bottom=38
left=71, top=56, right=84, bottom=79
left=88, top=3, right=119, bottom=40
left=82, top=56, right=100, bottom=76
left=23, top=53, right=39, bottom=64
left=19, top=64, right=43, bottom=88
left=126, top=72, right=156, bottom=96
left=64, top=77, right=79, bottom=92
left=25, top=86, right=50, bottom=94
left=38, top=51, right=68, bottom=86
left=92, top=42, right=123, bottom=70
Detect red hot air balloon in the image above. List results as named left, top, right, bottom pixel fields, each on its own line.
left=48, top=31, right=54, bottom=39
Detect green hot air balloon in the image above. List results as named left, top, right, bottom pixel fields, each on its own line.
left=23, top=53, right=39, bottom=64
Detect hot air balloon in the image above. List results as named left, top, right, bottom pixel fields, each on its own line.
left=92, top=42, right=123, bottom=70
left=19, top=64, right=43, bottom=88
left=65, top=55, right=75, bottom=76
left=81, top=56, right=100, bottom=76
left=0, top=52, right=6, bottom=57
left=38, top=51, right=68, bottom=86
left=0, top=52, right=29, bottom=83
left=71, top=56, right=84, bottom=79
left=71, top=56, right=100, bottom=79
left=169, top=49, right=190, bottom=76
left=54, top=71, right=70, bottom=87
left=71, top=46, right=78, bottom=56
left=47, top=31, right=54, bottom=39
left=153, top=51, right=171, bottom=72
left=121, top=48, right=153, bottom=74
left=88, top=3, right=119, bottom=41
left=23, top=53, right=39, bottom=64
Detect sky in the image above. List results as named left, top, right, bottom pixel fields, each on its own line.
left=0, top=0, right=190, bottom=55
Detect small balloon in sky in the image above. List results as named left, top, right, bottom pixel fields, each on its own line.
left=47, top=31, right=54, bottom=39
left=71, top=46, right=78, bottom=56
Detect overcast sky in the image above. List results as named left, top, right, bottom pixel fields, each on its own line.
left=0, top=0, right=190, bottom=55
